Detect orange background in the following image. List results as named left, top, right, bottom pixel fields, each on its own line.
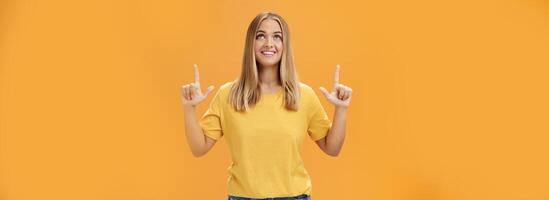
left=2, top=0, right=549, bottom=199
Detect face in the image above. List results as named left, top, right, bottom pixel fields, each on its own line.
left=254, top=18, right=284, bottom=68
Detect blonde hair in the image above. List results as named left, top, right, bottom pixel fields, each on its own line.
left=229, top=11, right=300, bottom=112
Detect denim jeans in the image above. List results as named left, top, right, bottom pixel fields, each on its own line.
left=228, top=194, right=310, bottom=200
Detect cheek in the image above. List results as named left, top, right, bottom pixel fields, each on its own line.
left=254, top=42, right=262, bottom=52
left=277, top=43, right=284, bottom=54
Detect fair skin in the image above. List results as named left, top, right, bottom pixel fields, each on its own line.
left=181, top=19, right=352, bottom=157
left=254, top=19, right=284, bottom=93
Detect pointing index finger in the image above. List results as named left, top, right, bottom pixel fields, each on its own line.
left=194, top=64, right=200, bottom=85
left=333, top=64, right=340, bottom=90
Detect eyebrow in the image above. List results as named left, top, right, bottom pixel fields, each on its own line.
left=256, top=30, right=283, bottom=35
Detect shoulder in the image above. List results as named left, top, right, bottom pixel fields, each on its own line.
left=217, top=81, right=234, bottom=96
left=218, top=80, right=235, bottom=93
left=298, top=82, right=317, bottom=97
left=210, top=81, right=234, bottom=103
left=298, top=82, right=324, bottom=113
left=298, top=82, right=322, bottom=107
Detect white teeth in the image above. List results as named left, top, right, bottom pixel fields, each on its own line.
left=262, top=51, right=275, bottom=55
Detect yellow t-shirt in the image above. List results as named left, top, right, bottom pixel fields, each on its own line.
left=199, top=81, right=331, bottom=198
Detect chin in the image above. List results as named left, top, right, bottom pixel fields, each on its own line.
left=258, top=61, right=280, bottom=68
left=257, top=58, right=281, bottom=67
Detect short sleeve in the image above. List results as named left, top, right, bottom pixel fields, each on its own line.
left=307, top=90, right=332, bottom=141
left=199, top=88, right=224, bottom=140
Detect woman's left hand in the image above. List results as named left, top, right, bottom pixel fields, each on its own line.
left=319, top=64, right=353, bottom=108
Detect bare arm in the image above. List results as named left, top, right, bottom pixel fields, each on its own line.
left=315, top=107, right=348, bottom=156
left=181, top=64, right=216, bottom=157
left=183, top=106, right=217, bottom=157
left=316, top=64, right=353, bottom=157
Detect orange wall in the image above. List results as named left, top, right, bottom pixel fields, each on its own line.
left=2, top=0, right=549, bottom=199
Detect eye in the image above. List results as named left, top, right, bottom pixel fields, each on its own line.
left=255, top=34, right=265, bottom=40
left=274, top=35, right=282, bottom=40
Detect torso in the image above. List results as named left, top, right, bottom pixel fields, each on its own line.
left=259, top=83, right=283, bottom=95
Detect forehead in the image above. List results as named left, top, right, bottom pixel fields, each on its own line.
left=258, top=18, right=282, bottom=33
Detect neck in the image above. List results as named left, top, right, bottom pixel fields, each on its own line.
left=258, top=64, right=280, bottom=87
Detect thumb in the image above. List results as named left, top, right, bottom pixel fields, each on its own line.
left=319, top=87, right=330, bottom=98
left=203, top=85, right=215, bottom=97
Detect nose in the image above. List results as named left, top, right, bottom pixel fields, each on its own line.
left=264, top=37, right=274, bottom=48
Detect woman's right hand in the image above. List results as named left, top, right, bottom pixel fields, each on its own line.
left=181, top=64, right=215, bottom=108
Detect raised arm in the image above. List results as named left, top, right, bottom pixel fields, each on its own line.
left=181, top=64, right=216, bottom=157
left=316, top=64, right=353, bottom=157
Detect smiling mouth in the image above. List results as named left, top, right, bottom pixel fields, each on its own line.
left=261, top=51, right=277, bottom=57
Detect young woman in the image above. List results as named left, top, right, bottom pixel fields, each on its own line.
left=181, top=12, right=352, bottom=200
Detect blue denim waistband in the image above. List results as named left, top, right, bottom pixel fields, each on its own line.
left=228, top=193, right=310, bottom=200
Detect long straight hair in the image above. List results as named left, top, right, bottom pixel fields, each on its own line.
left=229, top=12, right=300, bottom=112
